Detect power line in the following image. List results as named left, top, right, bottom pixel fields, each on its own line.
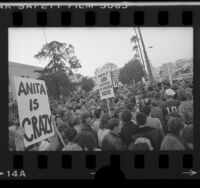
left=43, top=28, right=48, bottom=44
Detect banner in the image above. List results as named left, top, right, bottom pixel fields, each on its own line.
left=13, top=77, right=54, bottom=147
left=97, top=71, right=115, bottom=100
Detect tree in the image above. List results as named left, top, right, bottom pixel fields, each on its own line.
left=34, top=41, right=81, bottom=99
left=130, top=35, right=139, bottom=44
left=81, top=77, right=95, bottom=93
left=39, top=70, right=74, bottom=99
left=34, top=41, right=81, bottom=74
left=119, top=58, right=145, bottom=85
left=94, top=62, right=118, bottom=76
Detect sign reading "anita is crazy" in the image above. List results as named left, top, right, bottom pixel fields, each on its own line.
left=13, top=77, right=54, bottom=148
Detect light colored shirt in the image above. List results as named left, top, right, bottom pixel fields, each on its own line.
left=146, top=116, right=163, bottom=130
left=98, top=128, right=110, bottom=147
left=93, top=119, right=101, bottom=135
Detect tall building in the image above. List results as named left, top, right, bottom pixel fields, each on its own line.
left=9, top=62, right=43, bottom=101
left=175, top=58, right=193, bottom=74
left=149, top=61, right=158, bottom=82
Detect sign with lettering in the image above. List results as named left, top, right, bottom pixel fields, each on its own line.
left=13, top=77, right=54, bottom=148
left=97, top=71, right=115, bottom=100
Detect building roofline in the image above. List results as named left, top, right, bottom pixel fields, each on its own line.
left=9, top=61, right=44, bottom=70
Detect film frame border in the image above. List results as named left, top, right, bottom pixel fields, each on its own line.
left=0, top=2, right=199, bottom=180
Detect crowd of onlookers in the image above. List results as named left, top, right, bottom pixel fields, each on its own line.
left=9, top=78, right=193, bottom=151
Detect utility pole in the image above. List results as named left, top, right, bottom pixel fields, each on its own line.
left=134, top=27, right=147, bottom=80
left=138, top=27, right=155, bottom=83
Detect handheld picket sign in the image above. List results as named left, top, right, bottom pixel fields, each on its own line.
left=13, top=77, right=55, bottom=148
left=97, top=71, right=115, bottom=100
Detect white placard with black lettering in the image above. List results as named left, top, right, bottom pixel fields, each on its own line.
left=13, top=77, right=54, bottom=148
left=112, top=70, right=119, bottom=88
left=97, top=71, right=115, bottom=100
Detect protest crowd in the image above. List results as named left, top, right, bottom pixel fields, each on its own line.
left=9, top=78, right=193, bottom=151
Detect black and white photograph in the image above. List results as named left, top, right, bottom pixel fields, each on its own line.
left=8, top=27, right=193, bottom=151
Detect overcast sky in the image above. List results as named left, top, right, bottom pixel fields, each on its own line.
left=9, top=27, right=193, bottom=77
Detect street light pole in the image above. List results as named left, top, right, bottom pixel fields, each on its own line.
left=138, top=27, right=155, bottom=83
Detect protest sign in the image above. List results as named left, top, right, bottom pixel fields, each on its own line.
left=13, top=77, right=54, bottom=148
left=112, top=70, right=119, bottom=88
left=97, top=71, right=115, bottom=100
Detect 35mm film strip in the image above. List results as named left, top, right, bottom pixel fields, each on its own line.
left=0, top=1, right=200, bottom=180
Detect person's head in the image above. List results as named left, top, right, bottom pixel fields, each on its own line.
left=57, top=122, right=69, bottom=133
left=152, top=92, right=161, bottom=106
left=121, top=110, right=132, bottom=123
left=81, top=112, right=92, bottom=126
left=180, top=124, right=193, bottom=144
left=171, top=84, right=179, bottom=91
left=59, top=110, right=65, bottom=119
left=165, top=82, right=170, bottom=88
left=165, top=89, right=176, bottom=100
left=108, top=118, right=122, bottom=134
left=186, top=91, right=193, bottom=100
left=74, top=131, right=97, bottom=151
left=148, top=86, right=154, bottom=92
left=141, top=105, right=151, bottom=116
left=143, top=97, right=152, bottom=106
left=55, top=115, right=63, bottom=125
left=178, top=89, right=187, bottom=101
left=74, top=107, right=82, bottom=116
left=94, top=108, right=102, bottom=119
left=61, top=111, right=69, bottom=122
left=114, top=97, right=119, bottom=103
left=114, top=108, right=121, bottom=118
left=154, top=92, right=161, bottom=100
left=72, top=116, right=82, bottom=126
left=63, top=127, right=77, bottom=142
left=129, top=96, right=136, bottom=105
left=99, top=113, right=110, bottom=129
left=136, top=112, right=147, bottom=126
left=126, top=103, right=134, bottom=112
left=167, top=117, right=184, bottom=135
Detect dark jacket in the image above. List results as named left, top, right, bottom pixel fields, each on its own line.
left=160, top=134, right=186, bottom=150
left=81, top=124, right=99, bottom=148
left=101, top=131, right=126, bottom=151
left=120, top=121, right=138, bottom=147
left=130, top=126, right=161, bottom=150
left=151, top=106, right=167, bottom=132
